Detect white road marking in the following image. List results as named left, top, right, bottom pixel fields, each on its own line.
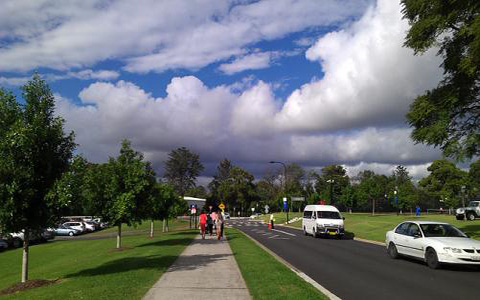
left=268, top=235, right=280, bottom=239
left=272, top=229, right=296, bottom=236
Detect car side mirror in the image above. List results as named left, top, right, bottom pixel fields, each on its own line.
left=413, top=233, right=422, bottom=238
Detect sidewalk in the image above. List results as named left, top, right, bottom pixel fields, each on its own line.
left=143, top=234, right=251, bottom=300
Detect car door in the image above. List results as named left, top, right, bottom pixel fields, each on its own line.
left=311, top=211, right=317, bottom=234
left=392, top=222, right=410, bottom=255
left=402, top=223, right=425, bottom=258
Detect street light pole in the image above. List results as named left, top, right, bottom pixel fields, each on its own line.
left=326, top=179, right=335, bottom=205
left=269, top=161, right=288, bottom=223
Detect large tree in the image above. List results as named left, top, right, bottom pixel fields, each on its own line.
left=164, top=147, right=204, bottom=197
left=419, top=159, right=468, bottom=209
left=0, top=75, right=76, bottom=282
left=402, top=0, right=480, bottom=160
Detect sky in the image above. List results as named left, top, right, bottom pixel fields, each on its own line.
left=0, top=0, right=448, bottom=184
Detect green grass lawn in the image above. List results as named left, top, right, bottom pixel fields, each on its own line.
left=227, top=228, right=327, bottom=300
left=268, top=212, right=480, bottom=243
left=0, top=227, right=196, bottom=299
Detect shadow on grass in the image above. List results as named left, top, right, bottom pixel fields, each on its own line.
left=137, top=238, right=194, bottom=248
left=65, top=255, right=178, bottom=277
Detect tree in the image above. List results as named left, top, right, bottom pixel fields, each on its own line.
left=0, top=75, right=76, bottom=282
left=402, top=0, right=480, bottom=160
left=147, top=183, right=177, bottom=237
left=316, top=165, right=349, bottom=206
left=208, top=159, right=233, bottom=199
left=101, top=140, right=156, bottom=248
left=164, top=147, right=204, bottom=197
left=218, top=167, right=256, bottom=215
left=391, top=165, right=418, bottom=212
left=354, top=170, right=385, bottom=214
left=419, top=159, right=468, bottom=209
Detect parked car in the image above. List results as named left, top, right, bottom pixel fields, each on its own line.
left=83, top=221, right=97, bottom=232
left=54, top=225, right=81, bottom=236
left=0, top=239, right=8, bottom=251
left=223, top=213, right=230, bottom=219
left=63, top=222, right=86, bottom=233
left=456, top=201, right=480, bottom=220
left=7, top=229, right=55, bottom=248
left=386, top=221, right=480, bottom=269
left=302, top=205, right=345, bottom=238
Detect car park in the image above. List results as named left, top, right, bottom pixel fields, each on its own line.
left=54, top=225, right=81, bottom=236
left=303, top=205, right=345, bottom=238
left=63, top=222, right=86, bottom=233
left=386, top=221, right=480, bottom=269
left=83, top=221, right=97, bottom=232
left=6, top=229, right=55, bottom=248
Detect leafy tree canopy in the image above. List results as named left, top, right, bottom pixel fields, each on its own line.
left=164, top=147, right=204, bottom=197
left=402, top=0, right=480, bottom=160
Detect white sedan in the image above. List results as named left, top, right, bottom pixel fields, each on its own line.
left=386, top=221, right=480, bottom=269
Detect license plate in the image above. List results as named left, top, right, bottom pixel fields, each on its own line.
left=471, top=256, right=480, bottom=261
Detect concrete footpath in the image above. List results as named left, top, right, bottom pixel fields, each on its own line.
left=143, top=235, right=251, bottom=300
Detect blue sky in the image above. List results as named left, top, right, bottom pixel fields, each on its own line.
left=0, top=0, right=447, bottom=183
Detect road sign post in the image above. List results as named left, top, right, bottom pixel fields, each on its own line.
left=283, top=197, right=288, bottom=223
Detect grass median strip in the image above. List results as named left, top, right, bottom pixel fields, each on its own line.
left=0, top=228, right=197, bottom=299
left=226, top=228, right=328, bottom=300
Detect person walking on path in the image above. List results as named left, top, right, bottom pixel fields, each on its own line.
left=199, top=209, right=207, bottom=239
left=217, top=211, right=223, bottom=240
left=210, top=211, right=218, bottom=238
left=207, top=211, right=213, bottom=237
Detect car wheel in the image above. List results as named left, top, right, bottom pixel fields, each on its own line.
left=68, top=231, right=74, bottom=236
left=426, top=248, right=440, bottom=269
left=467, top=212, right=476, bottom=221
left=456, top=215, right=464, bottom=220
left=388, top=243, right=399, bottom=259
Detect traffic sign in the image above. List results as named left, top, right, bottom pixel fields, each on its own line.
left=219, top=203, right=225, bottom=210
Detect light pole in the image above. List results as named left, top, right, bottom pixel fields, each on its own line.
left=269, top=161, right=288, bottom=223
left=326, top=179, right=335, bottom=205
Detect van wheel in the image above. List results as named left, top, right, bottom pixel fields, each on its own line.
left=313, top=227, right=318, bottom=238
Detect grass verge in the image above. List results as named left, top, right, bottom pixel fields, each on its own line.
left=0, top=228, right=197, bottom=299
left=227, top=228, right=327, bottom=300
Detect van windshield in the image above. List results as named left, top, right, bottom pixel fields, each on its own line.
left=317, top=211, right=341, bottom=219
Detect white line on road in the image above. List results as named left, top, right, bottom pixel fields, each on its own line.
left=272, top=229, right=296, bottom=236
left=268, top=235, right=280, bottom=239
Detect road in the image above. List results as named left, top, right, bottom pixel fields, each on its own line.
left=228, top=218, right=480, bottom=300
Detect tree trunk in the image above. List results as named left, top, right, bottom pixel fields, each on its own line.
left=150, top=220, right=154, bottom=238
left=117, top=224, right=122, bottom=249
left=21, top=229, right=29, bottom=283
left=166, top=218, right=169, bottom=232
left=162, top=219, right=166, bottom=233
left=372, top=198, right=375, bottom=216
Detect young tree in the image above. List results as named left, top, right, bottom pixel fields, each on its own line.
left=164, top=147, right=204, bottom=197
left=402, top=0, right=480, bottom=160
left=0, top=76, right=76, bottom=282
left=147, top=183, right=177, bottom=237
left=101, top=140, right=156, bottom=248
left=208, top=158, right=233, bottom=199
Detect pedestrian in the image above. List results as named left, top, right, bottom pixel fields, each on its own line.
left=220, top=211, right=225, bottom=238
left=270, top=213, right=275, bottom=229
left=211, top=210, right=218, bottom=237
left=207, top=211, right=214, bottom=237
left=217, top=210, right=223, bottom=240
left=199, top=209, right=207, bottom=239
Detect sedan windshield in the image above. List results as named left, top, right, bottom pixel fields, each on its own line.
left=420, top=224, right=467, bottom=238
left=317, top=211, right=342, bottom=219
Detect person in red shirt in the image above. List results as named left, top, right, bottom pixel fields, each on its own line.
left=199, top=209, right=207, bottom=239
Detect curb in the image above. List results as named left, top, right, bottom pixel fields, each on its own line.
left=234, top=228, right=341, bottom=300
left=278, top=224, right=386, bottom=246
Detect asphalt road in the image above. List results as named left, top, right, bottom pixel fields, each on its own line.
left=229, top=218, right=480, bottom=300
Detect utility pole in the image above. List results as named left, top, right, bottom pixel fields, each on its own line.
left=270, top=161, right=288, bottom=223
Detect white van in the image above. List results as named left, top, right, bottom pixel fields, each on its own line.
left=302, top=205, right=345, bottom=238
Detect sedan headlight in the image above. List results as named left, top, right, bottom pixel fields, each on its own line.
left=444, top=247, right=462, bottom=253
